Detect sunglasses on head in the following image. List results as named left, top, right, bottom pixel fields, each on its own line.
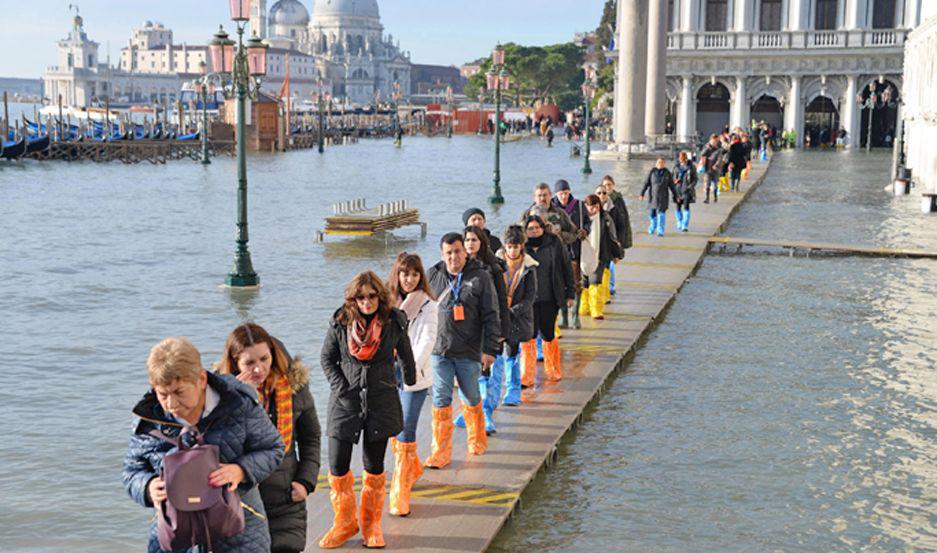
left=355, top=293, right=379, bottom=301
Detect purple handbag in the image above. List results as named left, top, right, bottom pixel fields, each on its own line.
left=150, top=427, right=245, bottom=552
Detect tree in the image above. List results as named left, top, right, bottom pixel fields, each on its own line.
left=594, top=0, right=617, bottom=108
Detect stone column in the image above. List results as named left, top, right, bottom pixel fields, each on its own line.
left=735, top=0, right=754, bottom=30
left=679, top=0, right=700, bottom=31
left=784, top=75, right=804, bottom=146
left=788, top=0, right=806, bottom=47
left=677, top=75, right=695, bottom=141
left=731, top=76, right=749, bottom=130
left=842, top=74, right=859, bottom=147
left=614, top=0, right=649, bottom=146
left=645, top=0, right=669, bottom=140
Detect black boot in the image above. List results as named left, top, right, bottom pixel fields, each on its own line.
left=559, top=307, right=569, bottom=329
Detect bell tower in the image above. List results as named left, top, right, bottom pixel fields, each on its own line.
left=250, top=0, right=267, bottom=38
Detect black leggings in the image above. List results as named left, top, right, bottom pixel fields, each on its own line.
left=533, top=301, right=560, bottom=342
left=328, top=437, right=388, bottom=476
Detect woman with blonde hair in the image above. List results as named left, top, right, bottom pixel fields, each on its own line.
left=216, top=323, right=321, bottom=553
left=386, top=252, right=437, bottom=517
left=319, top=271, right=416, bottom=549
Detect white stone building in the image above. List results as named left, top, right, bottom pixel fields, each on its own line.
left=615, top=0, right=925, bottom=147
left=250, top=0, right=412, bottom=104
left=902, top=2, right=937, bottom=192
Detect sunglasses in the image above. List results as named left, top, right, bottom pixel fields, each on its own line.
left=596, top=191, right=608, bottom=195
left=526, top=226, right=542, bottom=231
left=355, top=293, right=379, bottom=301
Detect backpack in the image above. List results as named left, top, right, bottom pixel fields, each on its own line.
left=150, top=427, right=246, bottom=553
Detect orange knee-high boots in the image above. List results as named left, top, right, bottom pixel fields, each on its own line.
left=389, top=439, right=423, bottom=517
left=520, top=339, right=538, bottom=388
left=318, top=471, right=359, bottom=549
left=424, top=405, right=453, bottom=469
left=461, top=401, right=487, bottom=455
left=359, top=471, right=386, bottom=548
left=543, top=339, right=562, bottom=381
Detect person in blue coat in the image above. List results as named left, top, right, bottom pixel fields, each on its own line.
left=122, top=336, right=285, bottom=553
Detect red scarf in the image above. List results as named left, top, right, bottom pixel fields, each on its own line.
left=348, top=316, right=383, bottom=361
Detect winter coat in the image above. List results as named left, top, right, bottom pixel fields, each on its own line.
left=122, top=372, right=285, bottom=553
left=495, top=251, right=539, bottom=344
left=727, top=140, right=748, bottom=171
left=483, top=256, right=512, bottom=340
left=427, top=258, right=501, bottom=360
left=673, top=161, right=698, bottom=205
left=591, top=211, right=624, bottom=275
left=483, top=228, right=503, bottom=256
left=518, top=203, right=579, bottom=245
left=525, top=232, right=575, bottom=308
left=700, top=142, right=724, bottom=174
left=256, top=358, right=321, bottom=553
left=641, top=168, right=678, bottom=212
left=608, top=190, right=633, bottom=250
left=320, top=308, right=416, bottom=443
left=552, top=196, right=590, bottom=261
left=400, top=294, right=437, bottom=392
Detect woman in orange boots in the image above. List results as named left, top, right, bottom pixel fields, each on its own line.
left=386, top=253, right=437, bottom=517
left=319, top=271, right=417, bottom=549
left=521, top=215, right=575, bottom=386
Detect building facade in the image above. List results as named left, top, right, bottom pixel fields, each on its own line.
left=902, top=2, right=937, bottom=191
left=615, top=0, right=924, bottom=147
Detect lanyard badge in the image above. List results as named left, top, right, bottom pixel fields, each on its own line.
left=449, top=273, right=465, bottom=321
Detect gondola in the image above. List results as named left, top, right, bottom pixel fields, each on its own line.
left=176, top=131, right=199, bottom=141
left=1, top=138, right=27, bottom=160
left=25, top=134, right=51, bottom=154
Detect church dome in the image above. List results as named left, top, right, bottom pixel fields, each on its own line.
left=313, top=0, right=380, bottom=19
left=270, top=0, right=311, bottom=27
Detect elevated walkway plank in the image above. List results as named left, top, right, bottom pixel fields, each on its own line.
left=708, top=236, right=937, bottom=259
left=301, top=160, right=775, bottom=551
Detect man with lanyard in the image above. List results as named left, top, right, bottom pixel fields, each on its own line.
left=424, top=233, right=501, bottom=470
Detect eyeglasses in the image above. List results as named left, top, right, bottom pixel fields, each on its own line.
left=355, top=293, right=379, bottom=301
left=596, top=191, right=608, bottom=196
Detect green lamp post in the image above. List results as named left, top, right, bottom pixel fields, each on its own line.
left=487, top=44, right=510, bottom=205
left=193, top=60, right=215, bottom=165
left=210, top=0, right=269, bottom=288
left=581, top=64, right=597, bottom=175
left=446, top=85, right=454, bottom=139
left=391, top=81, right=402, bottom=146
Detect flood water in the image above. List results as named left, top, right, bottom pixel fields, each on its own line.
left=1, top=140, right=934, bottom=551
left=491, top=150, right=937, bottom=552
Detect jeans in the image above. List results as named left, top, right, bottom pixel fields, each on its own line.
left=431, top=355, right=481, bottom=408
left=396, top=388, right=428, bottom=443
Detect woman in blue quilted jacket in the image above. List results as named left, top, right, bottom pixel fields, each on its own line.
left=121, top=336, right=285, bottom=553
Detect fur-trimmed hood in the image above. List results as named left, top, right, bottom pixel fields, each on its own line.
left=211, top=352, right=310, bottom=392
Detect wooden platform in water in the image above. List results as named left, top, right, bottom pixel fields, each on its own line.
left=300, top=158, right=774, bottom=552
left=708, top=236, right=937, bottom=259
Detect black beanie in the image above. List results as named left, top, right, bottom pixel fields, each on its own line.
left=554, top=179, right=571, bottom=192
left=462, top=207, right=485, bottom=226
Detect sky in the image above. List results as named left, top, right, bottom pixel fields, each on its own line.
left=0, top=0, right=606, bottom=79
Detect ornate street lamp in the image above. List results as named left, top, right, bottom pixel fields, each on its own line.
left=857, top=76, right=897, bottom=152
left=581, top=64, right=597, bottom=175
left=477, top=91, right=485, bottom=135
left=209, top=4, right=269, bottom=288
left=487, top=43, right=510, bottom=204
left=391, top=81, right=402, bottom=146
left=314, top=79, right=326, bottom=153
left=192, top=60, right=215, bottom=165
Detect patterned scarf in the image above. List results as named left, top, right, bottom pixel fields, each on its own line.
left=348, top=316, right=383, bottom=361
left=503, top=253, right=525, bottom=307
left=259, top=374, right=293, bottom=452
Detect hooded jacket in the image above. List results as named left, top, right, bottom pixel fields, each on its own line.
left=320, top=308, right=416, bottom=443
left=399, top=293, right=437, bottom=392
left=587, top=211, right=624, bottom=282
left=673, top=161, right=698, bottom=205
left=122, top=372, right=285, bottom=553
left=551, top=196, right=590, bottom=261
left=495, top=251, right=539, bottom=344
left=641, top=167, right=678, bottom=212
left=608, top=189, right=633, bottom=250
left=427, top=258, right=501, bottom=360
left=525, top=231, right=575, bottom=308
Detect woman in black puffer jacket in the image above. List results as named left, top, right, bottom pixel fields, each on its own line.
left=216, top=324, right=321, bottom=553
left=520, top=214, right=574, bottom=386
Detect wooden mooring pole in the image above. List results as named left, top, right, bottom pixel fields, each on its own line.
left=3, top=91, right=8, bottom=139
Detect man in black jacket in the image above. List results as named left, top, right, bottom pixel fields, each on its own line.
left=462, top=207, right=502, bottom=253
left=700, top=134, right=723, bottom=203
left=640, top=158, right=678, bottom=237
left=424, top=233, right=501, bottom=469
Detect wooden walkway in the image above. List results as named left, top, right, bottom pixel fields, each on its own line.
left=708, top=236, right=937, bottom=259
left=300, top=159, right=775, bottom=552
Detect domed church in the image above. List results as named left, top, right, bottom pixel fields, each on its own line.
left=250, top=0, right=411, bottom=104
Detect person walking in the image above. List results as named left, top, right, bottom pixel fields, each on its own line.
left=672, top=151, right=698, bottom=232
left=318, top=271, right=416, bottom=549
left=551, top=179, right=589, bottom=329
left=216, top=324, right=321, bottom=553
left=579, top=194, right=623, bottom=320
left=425, top=233, right=501, bottom=469
left=462, top=207, right=502, bottom=253
left=496, top=225, right=539, bottom=406
left=122, top=337, right=285, bottom=553
left=386, top=253, right=437, bottom=518
left=640, top=158, right=677, bottom=237
left=519, top=183, right=579, bottom=246
left=454, top=226, right=510, bottom=435
left=599, top=175, right=632, bottom=298
left=700, top=134, right=723, bottom=203
left=520, top=215, right=575, bottom=386
left=727, top=134, right=748, bottom=192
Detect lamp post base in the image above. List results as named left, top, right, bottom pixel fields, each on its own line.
left=225, top=272, right=259, bottom=288
left=582, top=164, right=593, bottom=175
left=488, top=190, right=505, bottom=204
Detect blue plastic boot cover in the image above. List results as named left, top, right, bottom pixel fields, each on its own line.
left=656, top=212, right=666, bottom=235
left=502, top=353, right=523, bottom=406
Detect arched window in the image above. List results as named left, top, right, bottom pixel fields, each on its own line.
left=815, top=0, right=838, bottom=30
left=872, top=0, right=896, bottom=28
left=705, top=0, right=728, bottom=32
left=760, top=0, right=783, bottom=31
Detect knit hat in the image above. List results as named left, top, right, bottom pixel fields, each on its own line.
left=554, top=179, right=571, bottom=192
left=462, top=207, right=485, bottom=226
